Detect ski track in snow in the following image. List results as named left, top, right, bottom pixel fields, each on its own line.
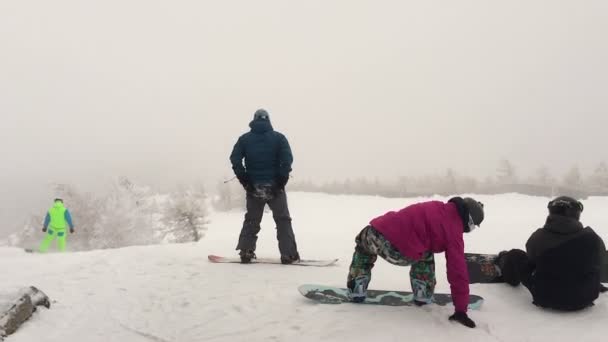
left=1, top=192, right=607, bottom=342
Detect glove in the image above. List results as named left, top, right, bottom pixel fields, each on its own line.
left=449, top=311, right=476, bottom=328
left=42, top=227, right=47, bottom=233
left=600, top=284, right=608, bottom=293
left=70, top=228, right=75, bottom=234
left=276, top=175, right=289, bottom=189
left=236, top=173, right=250, bottom=190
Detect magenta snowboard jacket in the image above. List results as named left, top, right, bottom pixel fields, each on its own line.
left=370, top=201, right=470, bottom=312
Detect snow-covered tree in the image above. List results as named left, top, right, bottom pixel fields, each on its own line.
left=562, top=166, right=583, bottom=189
left=92, top=178, right=158, bottom=248
left=533, top=166, right=555, bottom=186
left=497, top=159, right=518, bottom=184
left=587, top=162, right=608, bottom=192
left=11, top=179, right=163, bottom=251
left=162, top=185, right=208, bottom=242
left=212, top=179, right=245, bottom=211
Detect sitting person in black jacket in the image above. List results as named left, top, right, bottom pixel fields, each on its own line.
left=496, top=196, right=607, bottom=311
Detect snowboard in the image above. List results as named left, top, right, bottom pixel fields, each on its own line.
left=298, top=284, right=484, bottom=310
left=207, top=254, right=339, bottom=267
left=466, top=252, right=608, bottom=284
left=465, top=253, right=503, bottom=284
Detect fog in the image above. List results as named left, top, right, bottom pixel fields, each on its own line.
left=1, top=0, right=607, bottom=233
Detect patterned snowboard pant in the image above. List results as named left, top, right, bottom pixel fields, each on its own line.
left=347, top=225, right=436, bottom=302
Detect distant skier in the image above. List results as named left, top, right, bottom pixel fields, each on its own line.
left=229, top=109, right=300, bottom=264
left=347, top=197, right=485, bottom=328
left=495, top=196, right=607, bottom=311
left=39, top=198, right=75, bottom=252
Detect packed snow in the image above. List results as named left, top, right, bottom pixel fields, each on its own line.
left=1, top=192, right=607, bottom=342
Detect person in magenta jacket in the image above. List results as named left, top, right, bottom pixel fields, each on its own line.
left=346, top=197, right=484, bottom=328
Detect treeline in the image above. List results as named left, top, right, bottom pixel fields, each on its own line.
left=288, top=160, right=608, bottom=199
left=10, top=178, right=209, bottom=251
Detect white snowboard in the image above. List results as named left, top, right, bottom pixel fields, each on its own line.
left=208, top=254, right=338, bottom=267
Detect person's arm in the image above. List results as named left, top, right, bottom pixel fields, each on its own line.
left=525, top=229, right=543, bottom=264
left=42, top=213, right=50, bottom=231
left=445, top=237, right=475, bottom=328
left=587, top=228, right=607, bottom=293
left=276, top=134, right=293, bottom=188
left=65, top=210, right=75, bottom=232
left=278, top=134, right=293, bottom=177
left=229, top=137, right=249, bottom=189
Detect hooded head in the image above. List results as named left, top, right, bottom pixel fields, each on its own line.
left=249, top=108, right=273, bottom=133
left=547, top=196, right=583, bottom=221
left=448, top=197, right=484, bottom=233
left=463, top=197, right=484, bottom=232
left=53, top=198, right=64, bottom=208
left=253, top=109, right=270, bottom=121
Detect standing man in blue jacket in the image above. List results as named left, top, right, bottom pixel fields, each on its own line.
left=230, top=109, right=300, bottom=264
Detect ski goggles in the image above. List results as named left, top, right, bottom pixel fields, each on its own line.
left=467, top=214, right=478, bottom=232
left=254, top=112, right=269, bottom=120
left=549, top=199, right=584, bottom=212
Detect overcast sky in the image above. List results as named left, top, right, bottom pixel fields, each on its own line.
left=1, top=0, right=607, bottom=205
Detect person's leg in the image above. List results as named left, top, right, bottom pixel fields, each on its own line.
left=349, top=225, right=436, bottom=304
left=56, top=229, right=67, bottom=252
left=496, top=249, right=533, bottom=287
left=235, top=192, right=266, bottom=262
left=370, top=229, right=415, bottom=267
left=267, top=190, right=299, bottom=263
left=347, top=226, right=386, bottom=302
left=409, top=253, right=436, bottom=304
left=39, top=229, right=57, bottom=253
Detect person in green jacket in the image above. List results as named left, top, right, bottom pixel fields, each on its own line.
left=39, top=198, right=75, bottom=252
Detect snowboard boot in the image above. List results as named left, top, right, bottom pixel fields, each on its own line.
left=495, top=249, right=527, bottom=286
left=494, top=250, right=508, bottom=279
left=281, top=253, right=301, bottom=265
left=239, top=250, right=256, bottom=264
left=412, top=279, right=433, bottom=306
left=347, top=276, right=369, bottom=303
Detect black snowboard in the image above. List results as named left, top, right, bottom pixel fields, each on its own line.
left=465, top=253, right=503, bottom=284
left=466, top=252, right=608, bottom=284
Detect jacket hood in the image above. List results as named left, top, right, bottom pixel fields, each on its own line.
left=448, top=197, right=470, bottom=232
left=543, top=214, right=584, bottom=234
left=249, top=119, right=273, bottom=134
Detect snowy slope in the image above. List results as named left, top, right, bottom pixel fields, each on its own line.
left=1, top=193, right=607, bottom=342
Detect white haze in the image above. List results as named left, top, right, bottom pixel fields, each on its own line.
left=1, top=0, right=607, bottom=234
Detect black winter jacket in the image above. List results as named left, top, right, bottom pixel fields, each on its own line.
left=525, top=215, right=605, bottom=310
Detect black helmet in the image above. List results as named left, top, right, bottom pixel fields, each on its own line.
left=464, top=197, right=484, bottom=226
left=547, top=196, right=583, bottom=220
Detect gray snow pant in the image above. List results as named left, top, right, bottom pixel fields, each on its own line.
left=236, top=187, right=299, bottom=257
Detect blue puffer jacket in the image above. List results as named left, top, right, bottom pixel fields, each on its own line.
left=230, top=118, right=293, bottom=185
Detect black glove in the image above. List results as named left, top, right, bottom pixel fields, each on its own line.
left=600, top=284, right=608, bottom=293
left=276, top=175, right=289, bottom=189
left=236, top=173, right=249, bottom=190
left=449, top=312, right=476, bottom=328
left=42, top=227, right=47, bottom=233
